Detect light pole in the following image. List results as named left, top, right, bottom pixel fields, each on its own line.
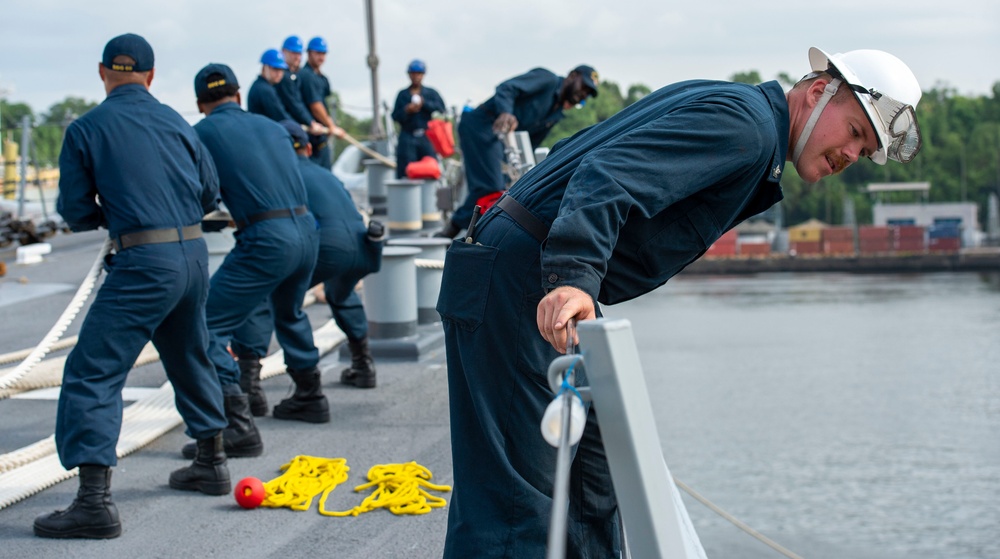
left=365, top=0, right=385, bottom=142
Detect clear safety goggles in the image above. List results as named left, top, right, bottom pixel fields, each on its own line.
left=842, top=83, right=921, bottom=163
left=821, top=65, right=922, bottom=164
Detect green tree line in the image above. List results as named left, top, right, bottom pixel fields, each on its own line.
left=542, top=74, right=1000, bottom=227
left=5, top=73, right=1000, bottom=227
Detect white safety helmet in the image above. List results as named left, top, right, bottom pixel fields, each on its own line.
left=807, top=47, right=923, bottom=165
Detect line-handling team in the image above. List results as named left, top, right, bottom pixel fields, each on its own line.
left=33, top=30, right=925, bottom=559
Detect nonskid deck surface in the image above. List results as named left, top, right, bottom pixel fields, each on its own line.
left=0, top=232, right=453, bottom=558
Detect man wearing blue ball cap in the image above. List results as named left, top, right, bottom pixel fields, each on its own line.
left=230, top=120, right=385, bottom=394
left=182, top=63, right=326, bottom=462
left=248, top=48, right=293, bottom=122
left=34, top=33, right=230, bottom=540
left=298, top=36, right=343, bottom=169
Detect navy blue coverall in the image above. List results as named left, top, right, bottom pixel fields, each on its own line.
left=453, top=67, right=568, bottom=229
left=55, top=83, right=226, bottom=468
left=277, top=70, right=314, bottom=128
left=247, top=75, right=293, bottom=122
left=391, top=85, right=446, bottom=178
left=231, top=155, right=383, bottom=356
left=194, top=103, right=319, bottom=391
left=437, top=80, right=789, bottom=558
left=298, top=64, right=333, bottom=168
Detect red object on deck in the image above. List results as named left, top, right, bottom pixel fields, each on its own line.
left=426, top=119, right=455, bottom=157
left=234, top=477, right=266, bottom=509
left=405, top=156, right=442, bottom=180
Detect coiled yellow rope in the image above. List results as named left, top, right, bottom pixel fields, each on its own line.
left=258, top=456, right=451, bottom=517
left=260, top=455, right=350, bottom=512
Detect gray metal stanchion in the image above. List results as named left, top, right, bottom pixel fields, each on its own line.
left=363, top=158, right=392, bottom=216
left=385, top=179, right=423, bottom=237
left=387, top=237, right=450, bottom=324
left=359, top=245, right=444, bottom=358
left=420, top=179, right=443, bottom=230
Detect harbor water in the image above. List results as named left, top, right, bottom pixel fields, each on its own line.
left=604, top=272, right=1000, bottom=559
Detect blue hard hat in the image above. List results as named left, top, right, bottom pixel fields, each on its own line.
left=307, top=36, right=328, bottom=53
left=260, top=49, right=288, bottom=70
left=282, top=35, right=303, bottom=53
left=407, top=59, right=426, bottom=73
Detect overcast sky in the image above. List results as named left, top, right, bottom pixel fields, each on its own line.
left=1, top=0, right=997, bottom=126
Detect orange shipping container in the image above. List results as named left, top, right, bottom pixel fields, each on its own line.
left=928, top=238, right=961, bottom=252
left=892, top=225, right=924, bottom=240
left=705, top=243, right=737, bottom=257
left=821, top=227, right=854, bottom=242
left=823, top=240, right=855, bottom=255
left=893, top=239, right=926, bottom=252
left=739, top=243, right=771, bottom=256
left=860, top=239, right=891, bottom=252
left=790, top=241, right=822, bottom=255
left=859, top=226, right=890, bottom=240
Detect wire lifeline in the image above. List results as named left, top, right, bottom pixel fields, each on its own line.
left=672, top=477, right=805, bottom=559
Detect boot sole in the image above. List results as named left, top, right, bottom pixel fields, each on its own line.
left=343, top=377, right=376, bottom=389
left=168, top=478, right=232, bottom=496
left=272, top=408, right=330, bottom=423
left=249, top=403, right=268, bottom=417
left=181, top=442, right=263, bottom=460
left=34, top=522, right=122, bottom=539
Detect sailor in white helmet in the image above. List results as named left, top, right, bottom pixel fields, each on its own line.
left=438, top=46, right=922, bottom=558
left=790, top=47, right=922, bottom=180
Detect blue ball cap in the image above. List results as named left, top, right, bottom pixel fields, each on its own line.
left=279, top=119, right=309, bottom=150
left=572, top=65, right=600, bottom=97
left=260, top=49, right=288, bottom=70
left=102, top=33, right=154, bottom=72
left=307, top=37, right=328, bottom=53
left=282, top=35, right=303, bottom=53
left=407, top=59, right=426, bottom=74
left=194, top=63, right=240, bottom=99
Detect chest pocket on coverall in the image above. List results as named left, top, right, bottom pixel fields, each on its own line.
left=637, top=202, right=721, bottom=279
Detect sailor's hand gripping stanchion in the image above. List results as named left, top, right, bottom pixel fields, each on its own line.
left=543, top=320, right=589, bottom=559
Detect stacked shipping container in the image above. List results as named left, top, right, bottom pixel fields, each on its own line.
left=892, top=225, right=926, bottom=253
left=789, top=225, right=822, bottom=255
left=705, top=230, right=737, bottom=257
left=821, top=227, right=855, bottom=255
left=928, top=224, right=961, bottom=252
left=859, top=226, right=891, bottom=254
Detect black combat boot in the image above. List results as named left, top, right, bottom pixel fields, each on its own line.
left=237, top=354, right=267, bottom=417
left=272, top=366, right=330, bottom=423
left=169, top=431, right=231, bottom=495
left=182, top=393, right=264, bottom=459
left=340, top=337, right=377, bottom=388
left=33, top=465, right=122, bottom=539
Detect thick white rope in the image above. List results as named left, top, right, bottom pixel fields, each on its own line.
left=0, top=238, right=112, bottom=395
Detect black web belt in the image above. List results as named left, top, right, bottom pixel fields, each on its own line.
left=112, top=224, right=203, bottom=251
left=495, top=195, right=549, bottom=243
left=235, top=206, right=308, bottom=230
